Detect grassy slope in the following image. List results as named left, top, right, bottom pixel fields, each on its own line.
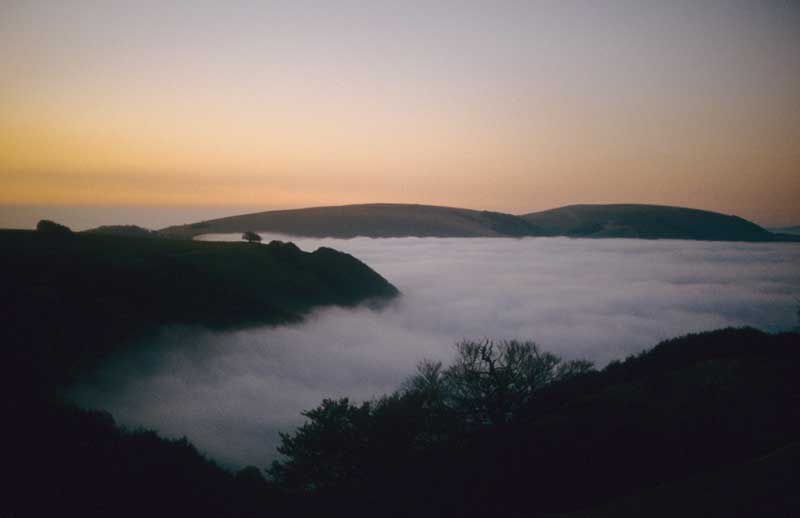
left=521, top=203, right=782, bottom=240
left=159, top=202, right=797, bottom=242
left=770, top=225, right=800, bottom=236
left=0, top=229, right=397, bottom=389
left=160, top=203, right=544, bottom=239
left=560, top=441, right=800, bottom=518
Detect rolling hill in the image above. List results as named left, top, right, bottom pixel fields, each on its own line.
left=520, top=204, right=783, bottom=241
left=2, top=223, right=399, bottom=517
left=160, top=203, right=543, bottom=239
left=159, top=203, right=797, bottom=242
left=771, top=225, right=800, bottom=236
left=82, top=224, right=159, bottom=237
left=0, top=226, right=398, bottom=389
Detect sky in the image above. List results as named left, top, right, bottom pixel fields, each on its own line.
left=67, top=234, right=800, bottom=467
left=2, top=1, right=799, bottom=226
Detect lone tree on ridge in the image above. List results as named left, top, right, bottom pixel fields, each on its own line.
left=242, top=231, right=262, bottom=244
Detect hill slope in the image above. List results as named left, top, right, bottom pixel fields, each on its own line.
left=13, top=328, right=798, bottom=517
left=521, top=204, right=784, bottom=241
left=3, top=225, right=397, bottom=517
left=562, top=441, right=800, bottom=518
left=159, top=203, right=796, bottom=242
left=265, top=327, right=800, bottom=518
left=82, top=224, right=159, bottom=237
left=160, top=203, right=543, bottom=239
left=771, top=225, right=800, bottom=236
left=0, top=228, right=398, bottom=389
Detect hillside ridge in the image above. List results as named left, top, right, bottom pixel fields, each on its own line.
left=0, top=227, right=399, bottom=389
left=158, top=203, right=797, bottom=242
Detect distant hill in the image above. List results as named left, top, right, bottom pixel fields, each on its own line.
left=160, top=203, right=544, bottom=239
left=0, top=226, right=398, bottom=389
left=770, top=225, right=800, bottom=236
left=521, top=204, right=789, bottom=241
left=83, top=224, right=159, bottom=238
left=159, top=203, right=798, bottom=242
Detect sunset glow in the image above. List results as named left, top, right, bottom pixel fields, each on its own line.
left=2, top=1, right=799, bottom=225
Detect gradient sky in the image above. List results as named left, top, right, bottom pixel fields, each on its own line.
left=2, top=1, right=799, bottom=225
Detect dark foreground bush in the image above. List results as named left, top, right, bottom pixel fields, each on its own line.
left=270, top=329, right=800, bottom=518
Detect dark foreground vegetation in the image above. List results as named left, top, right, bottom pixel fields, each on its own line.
left=6, top=325, right=799, bottom=517
left=264, top=328, right=800, bottom=517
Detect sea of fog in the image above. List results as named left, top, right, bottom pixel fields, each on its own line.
left=68, top=236, right=800, bottom=468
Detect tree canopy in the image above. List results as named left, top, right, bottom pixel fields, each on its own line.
left=242, top=231, right=262, bottom=243
left=268, top=339, right=595, bottom=493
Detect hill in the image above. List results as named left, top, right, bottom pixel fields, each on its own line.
left=561, top=441, right=800, bottom=518
left=159, top=203, right=797, bottom=242
left=521, top=204, right=788, bottom=241
left=82, top=224, right=159, bottom=238
left=160, top=203, right=544, bottom=239
left=0, top=226, right=398, bottom=389
left=8, top=397, right=286, bottom=518
left=3, top=223, right=397, bottom=517
left=771, top=225, right=800, bottom=236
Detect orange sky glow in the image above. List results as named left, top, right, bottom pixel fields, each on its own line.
left=1, top=1, right=799, bottom=226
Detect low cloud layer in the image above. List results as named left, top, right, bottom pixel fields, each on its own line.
left=67, top=236, right=800, bottom=468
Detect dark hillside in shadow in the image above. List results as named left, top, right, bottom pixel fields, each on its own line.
left=0, top=226, right=397, bottom=391
left=3, top=223, right=397, bottom=517
left=268, top=328, right=800, bottom=518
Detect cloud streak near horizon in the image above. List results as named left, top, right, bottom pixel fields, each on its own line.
left=67, top=236, right=800, bottom=467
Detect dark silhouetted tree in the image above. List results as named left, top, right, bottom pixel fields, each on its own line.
left=269, top=340, right=595, bottom=496
left=242, top=231, right=262, bottom=243
left=269, top=398, right=373, bottom=493
left=267, top=330, right=800, bottom=518
left=442, top=339, right=592, bottom=426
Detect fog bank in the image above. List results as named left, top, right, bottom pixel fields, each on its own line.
left=68, top=237, right=800, bottom=467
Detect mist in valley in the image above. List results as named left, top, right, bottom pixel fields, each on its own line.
left=67, top=236, right=800, bottom=467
